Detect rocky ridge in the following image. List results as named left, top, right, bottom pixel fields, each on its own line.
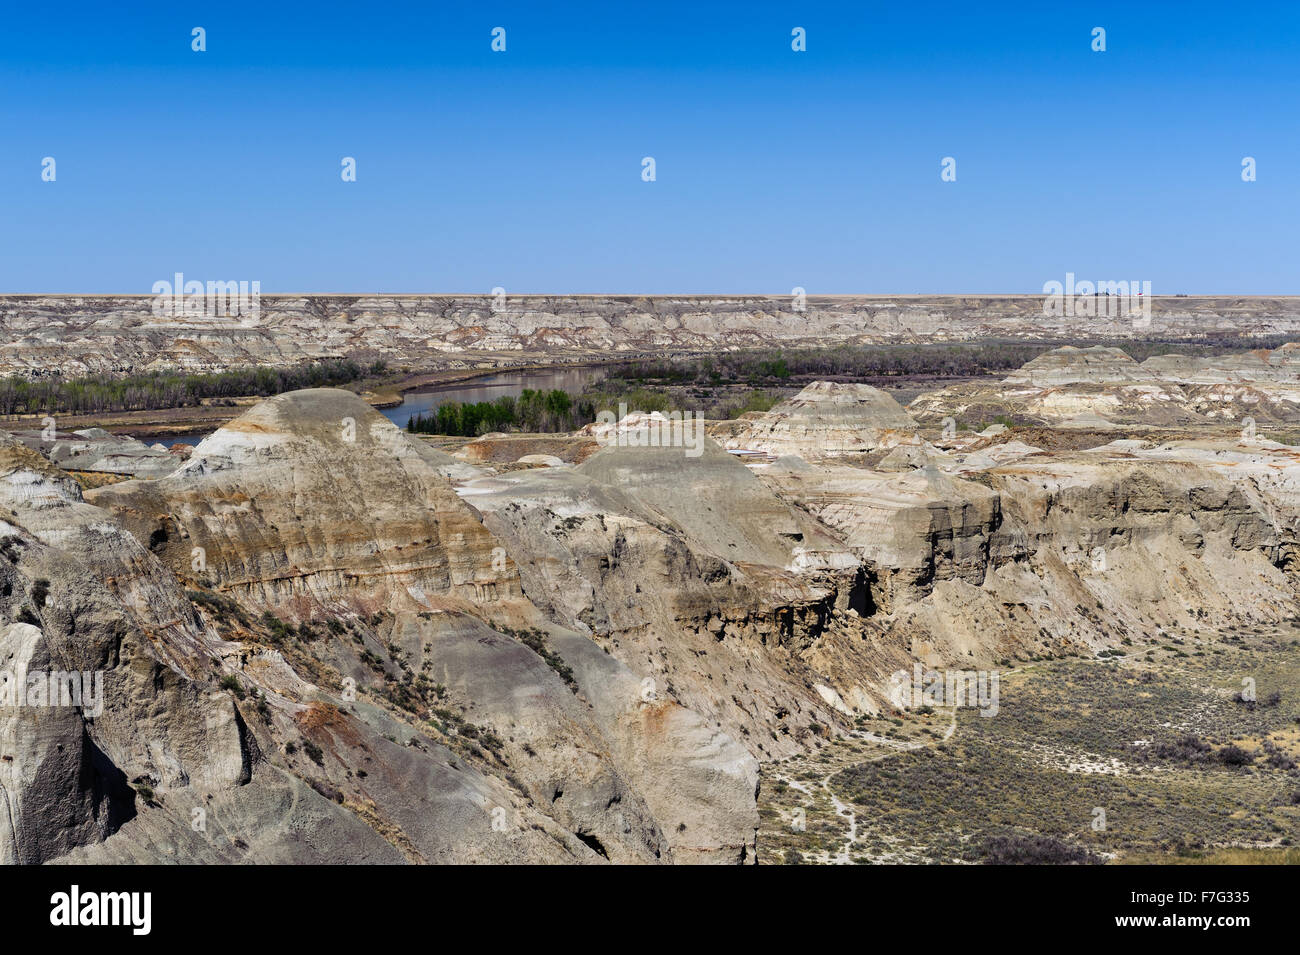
left=911, top=343, right=1300, bottom=430
left=4, top=295, right=1300, bottom=377
left=725, top=381, right=921, bottom=459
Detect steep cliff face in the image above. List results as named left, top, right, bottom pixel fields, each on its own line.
left=378, top=613, right=758, bottom=863
left=0, top=440, right=247, bottom=863
left=0, top=621, right=127, bottom=864
left=760, top=440, right=1300, bottom=710
left=5, top=295, right=1300, bottom=377
left=987, top=451, right=1299, bottom=639
left=69, top=390, right=760, bottom=864
left=463, top=442, right=867, bottom=760
left=448, top=392, right=1300, bottom=759
left=757, top=461, right=1000, bottom=613
left=87, top=389, right=522, bottom=619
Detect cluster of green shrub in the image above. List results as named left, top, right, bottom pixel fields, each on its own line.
left=1145, top=735, right=1257, bottom=768
left=428, top=707, right=505, bottom=752
left=974, top=832, right=1102, bottom=865
left=499, top=626, right=577, bottom=691
left=187, top=589, right=251, bottom=628
left=0, top=357, right=388, bottom=416
left=406, top=388, right=597, bottom=437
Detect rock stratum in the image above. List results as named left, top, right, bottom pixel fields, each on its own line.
left=4, top=295, right=1300, bottom=377
left=5, top=343, right=1300, bottom=864
left=725, top=382, right=921, bottom=459
left=911, top=342, right=1300, bottom=431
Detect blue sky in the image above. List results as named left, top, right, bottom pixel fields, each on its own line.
left=1, top=1, right=1296, bottom=294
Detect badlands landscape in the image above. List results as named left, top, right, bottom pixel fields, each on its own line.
left=2, top=298, right=1298, bottom=864
left=4, top=293, right=1300, bottom=377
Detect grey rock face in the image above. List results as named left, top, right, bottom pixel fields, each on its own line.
left=8, top=428, right=184, bottom=479
left=467, top=444, right=865, bottom=760
left=0, top=439, right=247, bottom=863
left=1003, top=346, right=1144, bottom=385
left=0, top=622, right=129, bottom=864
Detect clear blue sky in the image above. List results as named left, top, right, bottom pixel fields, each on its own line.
left=1, top=1, right=1296, bottom=294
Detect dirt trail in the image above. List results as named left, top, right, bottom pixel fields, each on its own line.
left=767, top=707, right=960, bottom=865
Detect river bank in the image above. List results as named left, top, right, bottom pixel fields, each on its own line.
left=0, top=359, right=626, bottom=443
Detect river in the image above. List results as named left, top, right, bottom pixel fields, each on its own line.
left=131, top=365, right=608, bottom=447
left=378, top=366, right=606, bottom=432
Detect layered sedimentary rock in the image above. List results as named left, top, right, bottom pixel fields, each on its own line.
left=87, top=389, right=517, bottom=617
left=456, top=432, right=599, bottom=466
left=4, top=295, right=1300, bottom=377
left=62, top=390, right=760, bottom=864
left=742, top=435, right=1300, bottom=714
left=725, top=382, right=921, bottom=459
left=1009, top=342, right=1300, bottom=386
left=757, top=462, right=1000, bottom=613
left=7, top=353, right=1300, bottom=864
left=460, top=427, right=871, bottom=758
left=1004, top=345, right=1145, bottom=385
left=892, top=446, right=1300, bottom=670
left=10, top=428, right=183, bottom=479
left=0, top=438, right=248, bottom=863
left=912, top=343, right=1300, bottom=428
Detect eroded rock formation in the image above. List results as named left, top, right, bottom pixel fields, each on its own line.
left=4, top=346, right=1300, bottom=864
left=5, top=295, right=1300, bottom=377
left=912, top=343, right=1300, bottom=429
left=725, top=382, right=921, bottom=459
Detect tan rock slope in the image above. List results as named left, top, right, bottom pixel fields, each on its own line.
left=90, top=389, right=519, bottom=618
left=73, top=390, right=758, bottom=864
left=1004, top=345, right=1146, bottom=385
left=725, top=381, right=921, bottom=459
left=463, top=432, right=872, bottom=759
